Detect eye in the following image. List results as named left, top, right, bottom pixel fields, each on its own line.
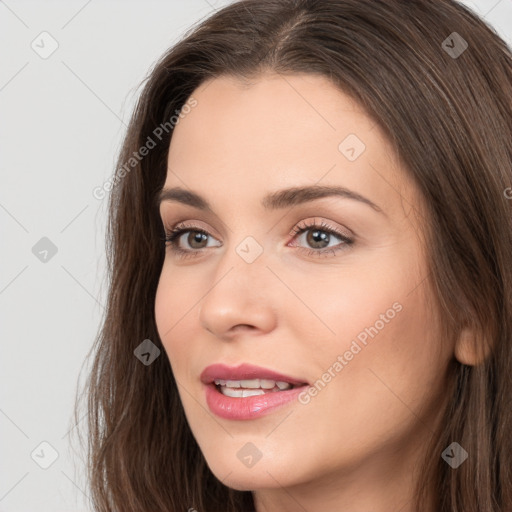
left=163, top=221, right=222, bottom=259
left=287, top=218, right=354, bottom=258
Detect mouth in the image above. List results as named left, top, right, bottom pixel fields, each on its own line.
left=200, top=363, right=309, bottom=420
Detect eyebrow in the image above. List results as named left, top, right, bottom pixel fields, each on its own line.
left=157, top=185, right=385, bottom=215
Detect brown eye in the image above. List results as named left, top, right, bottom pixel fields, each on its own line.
left=164, top=224, right=222, bottom=258
left=305, top=229, right=331, bottom=249
left=288, top=219, right=354, bottom=258
left=186, top=231, right=209, bottom=249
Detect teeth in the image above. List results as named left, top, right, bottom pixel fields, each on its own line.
left=213, top=378, right=294, bottom=390
left=260, top=379, right=276, bottom=389
left=239, top=378, right=260, bottom=388
left=213, top=377, right=296, bottom=396
left=221, top=387, right=265, bottom=398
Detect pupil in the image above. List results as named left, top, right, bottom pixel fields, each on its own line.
left=189, top=231, right=207, bottom=248
left=307, top=229, right=329, bottom=248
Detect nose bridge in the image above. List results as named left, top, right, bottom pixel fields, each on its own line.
left=213, top=230, right=270, bottom=285
left=198, top=234, right=278, bottom=337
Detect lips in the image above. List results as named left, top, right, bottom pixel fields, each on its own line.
left=200, top=363, right=309, bottom=420
left=200, top=363, right=308, bottom=387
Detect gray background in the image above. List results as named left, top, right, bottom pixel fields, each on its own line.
left=1, top=1, right=510, bottom=510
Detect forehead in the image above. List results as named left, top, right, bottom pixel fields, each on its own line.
left=168, top=73, right=370, bottom=166
left=164, top=73, right=418, bottom=220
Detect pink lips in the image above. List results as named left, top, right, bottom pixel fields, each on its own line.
left=200, top=363, right=309, bottom=420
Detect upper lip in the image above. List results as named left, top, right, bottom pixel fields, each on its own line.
left=200, top=363, right=309, bottom=386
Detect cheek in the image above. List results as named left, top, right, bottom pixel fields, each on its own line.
left=368, top=279, right=447, bottom=393
left=314, top=274, right=444, bottom=428
left=293, top=246, right=443, bottom=409
left=155, top=263, right=203, bottom=328
left=154, top=270, right=197, bottom=371
left=282, top=250, right=421, bottom=360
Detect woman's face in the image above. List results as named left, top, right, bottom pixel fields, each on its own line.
left=155, top=73, right=451, bottom=508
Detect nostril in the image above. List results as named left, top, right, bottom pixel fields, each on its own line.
left=232, top=324, right=255, bottom=332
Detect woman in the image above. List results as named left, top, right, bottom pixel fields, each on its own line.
left=73, top=0, right=512, bottom=510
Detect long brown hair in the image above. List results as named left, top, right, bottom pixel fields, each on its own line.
left=71, top=1, right=512, bottom=510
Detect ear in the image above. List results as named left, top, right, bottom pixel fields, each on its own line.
left=454, top=325, right=491, bottom=366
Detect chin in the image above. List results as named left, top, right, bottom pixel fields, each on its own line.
left=214, top=468, right=289, bottom=491
left=203, top=449, right=306, bottom=491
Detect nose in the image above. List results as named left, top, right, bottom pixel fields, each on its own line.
left=199, top=246, right=278, bottom=341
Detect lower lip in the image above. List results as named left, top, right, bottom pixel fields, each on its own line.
left=204, top=383, right=307, bottom=420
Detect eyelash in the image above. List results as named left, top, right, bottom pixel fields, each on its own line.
left=162, top=219, right=354, bottom=260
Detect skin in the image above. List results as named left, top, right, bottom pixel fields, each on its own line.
left=154, top=72, right=469, bottom=512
